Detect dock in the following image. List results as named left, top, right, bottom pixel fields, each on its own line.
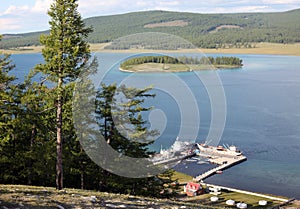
left=193, top=155, right=247, bottom=181
left=193, top=143, right=247, bottom=182
left=151, top=142, right=247, bottom=182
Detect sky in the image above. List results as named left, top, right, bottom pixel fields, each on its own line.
left=0, top=0, right=300, bottom=34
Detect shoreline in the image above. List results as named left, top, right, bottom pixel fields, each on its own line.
left=2, top=42, right=300, bottom=56
left=173, top=170, right=296, bottom=203
left=119, top=65, right=242, bottom=73
left=173, top=171, right=299, bottom=208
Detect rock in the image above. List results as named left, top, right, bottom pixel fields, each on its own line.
left=90, top=196, right=97, bottom=203
left=2, top=206, right=9, bottom=209
left=19, top=203, right=24, bottom=207
left=105, top=204, right=127, bottom=208
left=71, top=193, right=80, bottom=197
left=105, top=203, right=117, bottom=208
left=81, top=196, right=97, bottom=203
left=58, top=190, right=66, bottom=194
left=57, top=205, right=65, bottom=209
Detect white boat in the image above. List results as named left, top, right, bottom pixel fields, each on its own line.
left=195, top=143, right=242, bottom=156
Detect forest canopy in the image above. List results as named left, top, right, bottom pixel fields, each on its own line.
left=120, top=55, right=243, bottom=72
left=1, top=9, right=300, bottom=49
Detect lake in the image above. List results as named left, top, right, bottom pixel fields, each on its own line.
left=10, top=52, right=300, bottom=199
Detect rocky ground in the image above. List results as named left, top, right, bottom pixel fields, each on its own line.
left=0, top=185, right=299, bottom=209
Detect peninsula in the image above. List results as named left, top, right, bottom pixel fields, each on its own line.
left=119, top=55, right=243, bottom=72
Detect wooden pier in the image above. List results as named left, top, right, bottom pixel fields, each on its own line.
left=151, top=143, right=247, bottom=182
left=193, top=155, right=247, bottom=182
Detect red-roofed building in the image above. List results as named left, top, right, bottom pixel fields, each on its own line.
left=184, top=182, right=204, bottom=196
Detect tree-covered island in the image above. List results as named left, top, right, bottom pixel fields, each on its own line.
left=120, top=55, right=243, bottom=72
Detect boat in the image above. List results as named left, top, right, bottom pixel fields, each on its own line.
left=216, top=170, right=223, bottom=174
left=151, top=137, right=195, bottom=164
left=195, top=143, right=242, bottom=156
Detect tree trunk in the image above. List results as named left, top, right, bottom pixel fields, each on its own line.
left=56, top=77, right=63, bottom=190
left=80, top=147, right=84, bottom=190
left=28, top=125, right=36, bottom=185
left=80, top=164, right=84, bottom=190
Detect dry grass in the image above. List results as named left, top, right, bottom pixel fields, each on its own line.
left=201, top=42, right=300, bottom=56
left=120, top=63, right=241, bottom=73
left=0, top=46, right=44, bottom=54
left=120, top=63, right=190, bottom=72
left=2, top=42, right=300, bottom=56
left=1, top=184, right=298, bottom=209
left=0, top=184, right=217, bottom=209
left=144, top=20, right=189, bottom=28
left=96, top=42, right=300, bottom=56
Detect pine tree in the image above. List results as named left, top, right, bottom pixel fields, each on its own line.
left=35, top=0, right=92, bottom=190
left=94, top=84, right=178, bottom=196
left=0, top=42, right=18, bottom=183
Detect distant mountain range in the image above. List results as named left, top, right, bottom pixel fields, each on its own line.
left=1, top=9, right=300, bottom=49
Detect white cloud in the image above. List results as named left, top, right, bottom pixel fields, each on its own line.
left=1, top=5, right=30, bottom=16
left=136, top=1, right=149, bottom=7
left=0, top=0, right=300, bottom=33
left=0, top=0, right=52, bottom=33
left=158, top=1, right=180, bottom=6
left=78, top=0, right=181, bottom=17
left=0, top=18, right=23, bottom=32
left=31, top=0, right=53, bottom=13
left=262, top=0, right=300, bottom=4
left=78, top=0, right=122, bottom=16
left=195, top=5, right=271, bottom=13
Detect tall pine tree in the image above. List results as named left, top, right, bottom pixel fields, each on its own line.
left=0, top=38, right=18, bottom=184
left=35, top=0, right=92, bottom=190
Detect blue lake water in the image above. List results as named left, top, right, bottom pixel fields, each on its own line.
left=10, top=52, right=300, bottom=198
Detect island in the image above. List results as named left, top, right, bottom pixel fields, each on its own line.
left=119, top=55, right=243, bottom=72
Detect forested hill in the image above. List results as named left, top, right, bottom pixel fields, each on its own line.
left=1, top=9, right=300, bottom=49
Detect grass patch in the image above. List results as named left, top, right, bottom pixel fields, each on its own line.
left=120, top=63, right=241, bottom=72
left=120, top=63, right=190, bottom=72
left=172, top=171, right=193, bottom=183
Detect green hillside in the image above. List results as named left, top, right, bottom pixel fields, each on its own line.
left=1, top=9, right=300, bottom=49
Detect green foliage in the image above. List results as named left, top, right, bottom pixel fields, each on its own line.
left=34, top=0, right=93, bottom=190
left=1, top=9, right=300, bottom=49
left=36, top=0, right=92, bottom=82
left=0, top=4, right=178, bottom=197
left=178, top=56, right=243, bottom=66
left=0, top=52, right=57, bottom=186
left=91, top=83, right=175, bottom=196
left=121, top=55, right=243, bottom=70
left=0, top=52, right=17, bottom=183
left=120, top=56, right=180, bottom=69
left=0, top=52, right=176, bottom=197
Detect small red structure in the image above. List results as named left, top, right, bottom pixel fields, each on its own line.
left=184, top=182, right=203, bottom=196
